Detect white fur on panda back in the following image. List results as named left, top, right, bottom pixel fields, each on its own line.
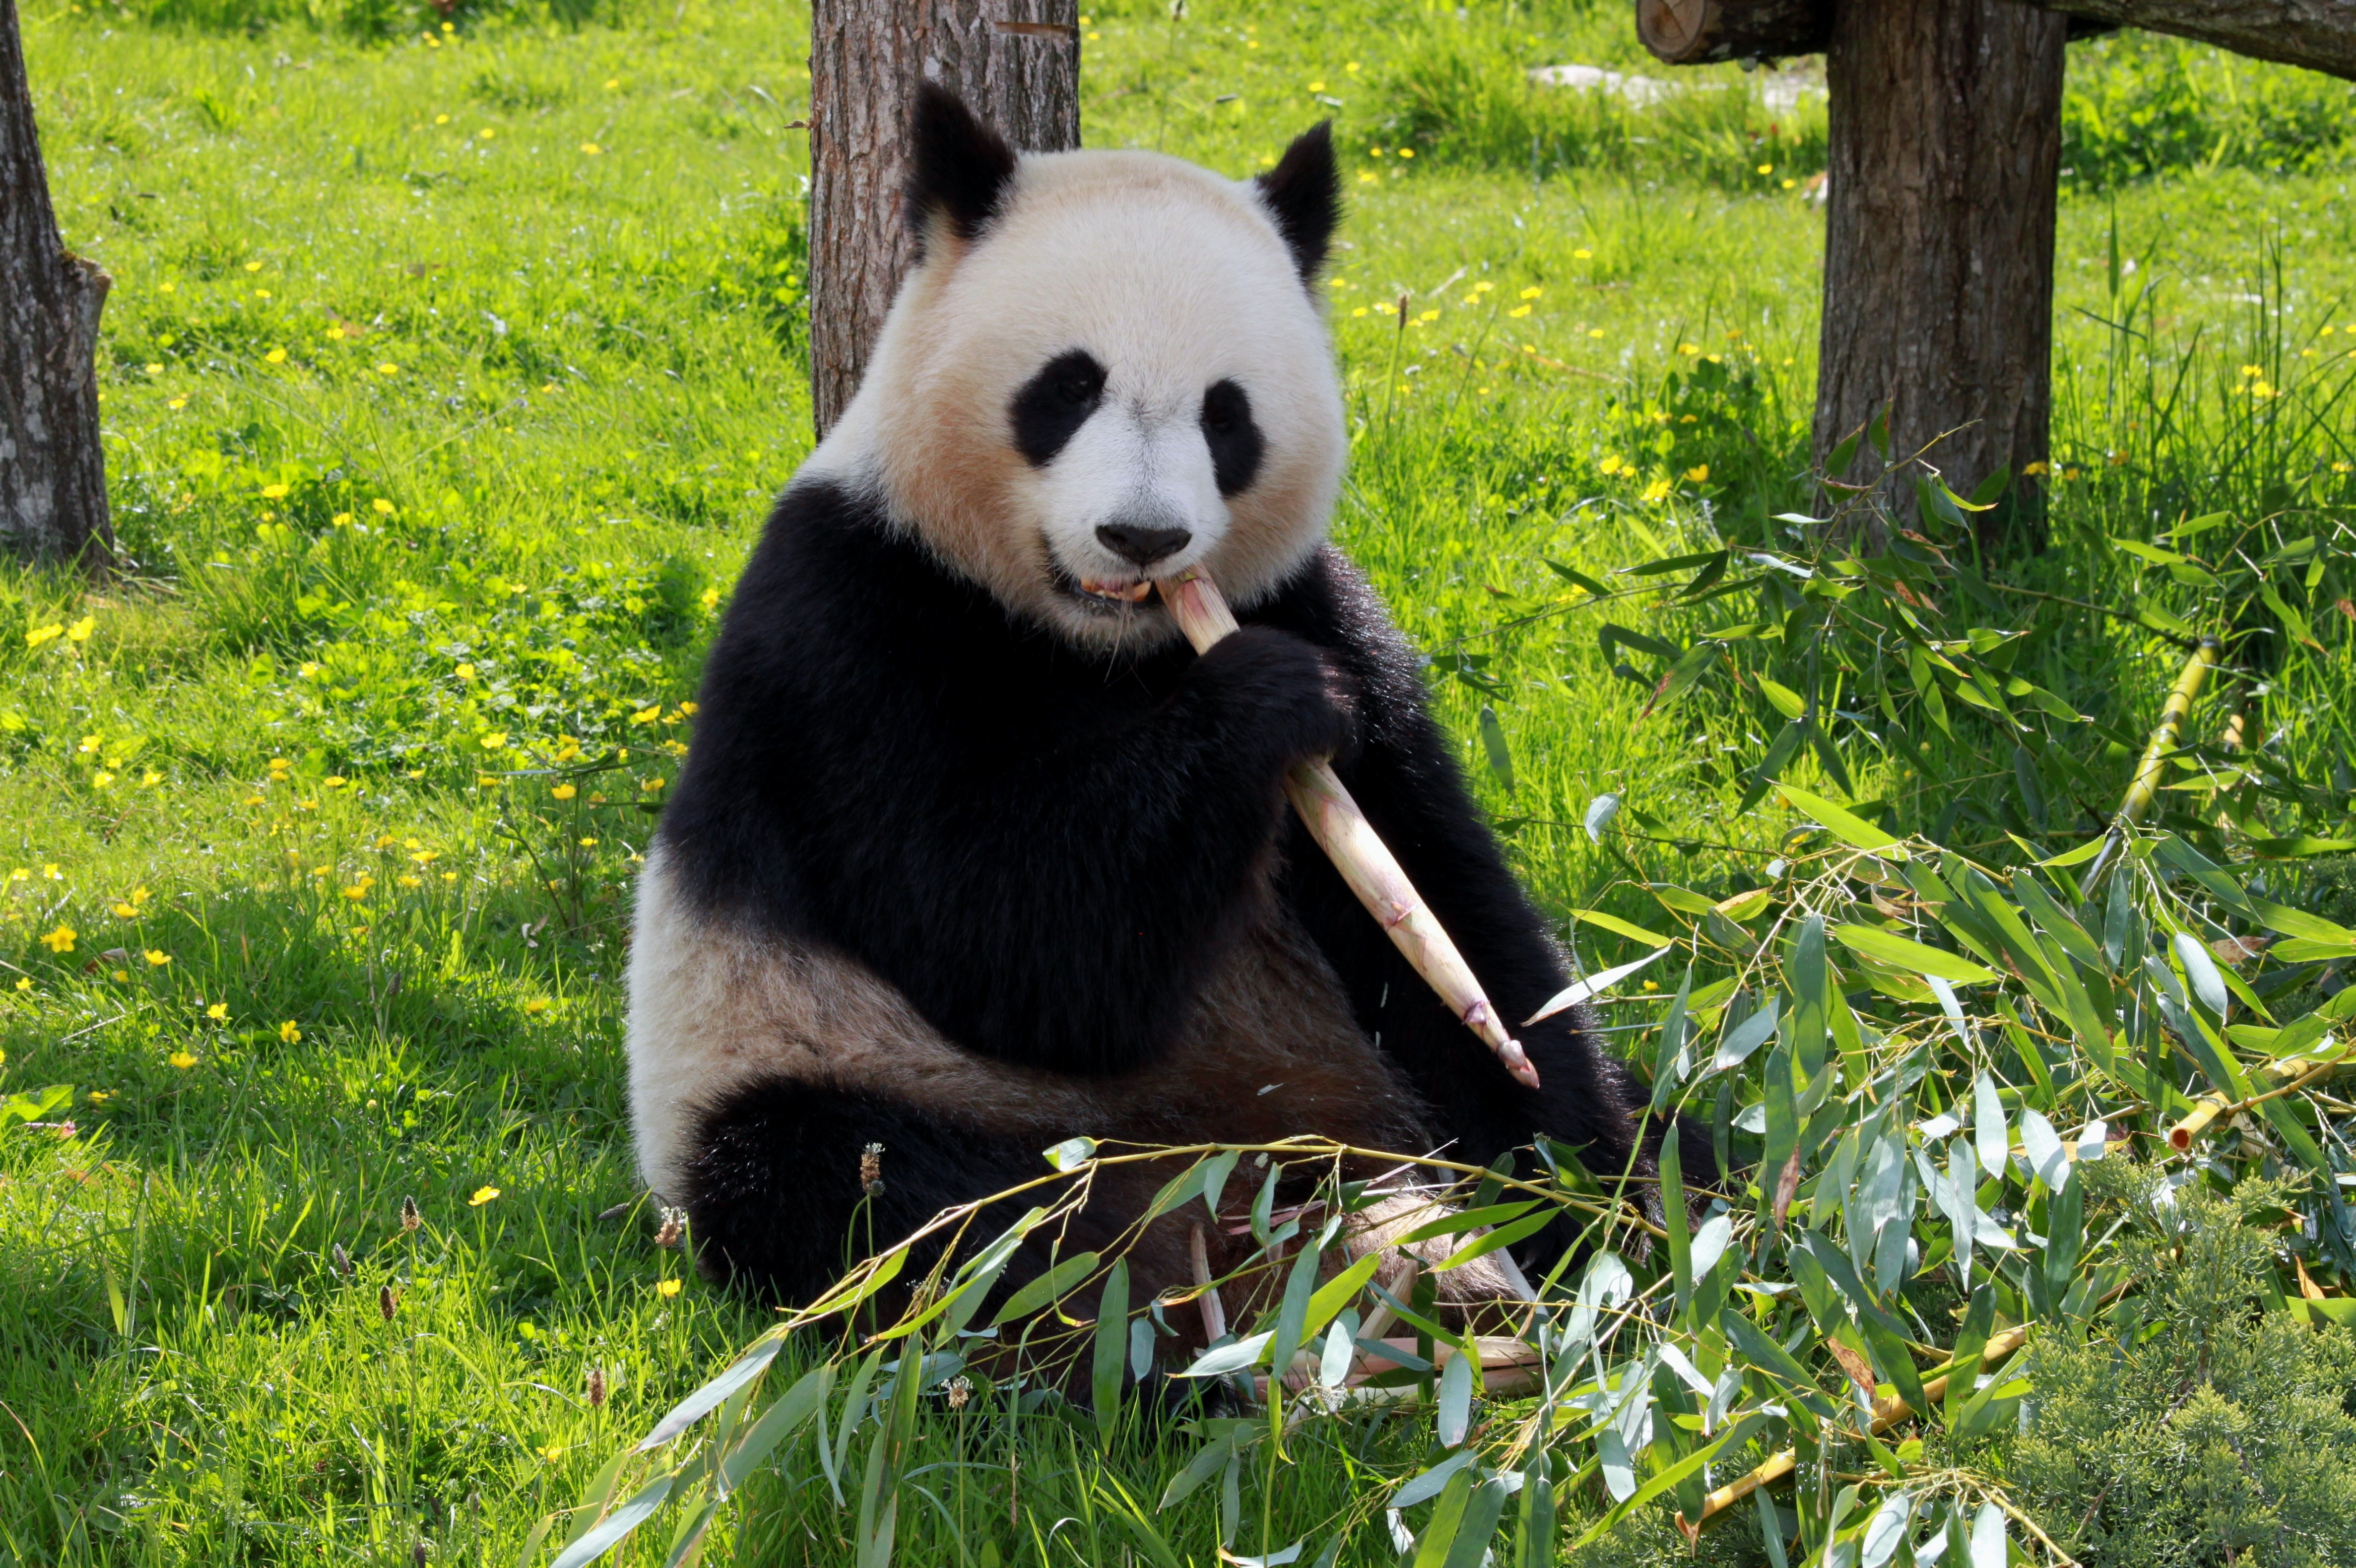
left=627, top=845, right=1433, bottom=1202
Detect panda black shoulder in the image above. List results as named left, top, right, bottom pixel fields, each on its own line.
left=657, top=478, right=996, bottom=921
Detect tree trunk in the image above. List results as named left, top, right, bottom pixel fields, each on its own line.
left=1815, top=0, right=2067, bottom=550
left=2009, top=0, right=2356, bottom=81
left=807, top=0, right=1080, bottom=439
left=1, top=0, right=111, bottom=568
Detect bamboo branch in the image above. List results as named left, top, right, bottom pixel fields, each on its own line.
left=1157, top=567, right=1542, bottom=1090
left=2079, top=636, right=2220, bottom=895
left=1678, top=1325, right=2030, bottom=1538
left=2167, top=1043, right=2356, bottom=1152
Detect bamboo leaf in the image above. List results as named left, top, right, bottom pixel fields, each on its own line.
left=549, top=1470, right=676, bottom=1568
left=1774, top=783, right=1902, bottom=854
left=990, top=1251, right=1099, bottom=1327
left=1573, top=909, right=1676, bottom=948
left=1527, top=944, right=1673, bottom=1022
left=1093, top=1258, right=1130, bottom=1442
left=1830, top=924, right=1996, bottom=985
left=635, top=1332, right=786, bottom=1453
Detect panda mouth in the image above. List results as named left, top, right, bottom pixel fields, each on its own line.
left=1048, top=564, right=1154, bottom=610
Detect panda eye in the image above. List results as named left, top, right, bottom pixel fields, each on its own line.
left=1198, top=379, right=1263, bottom=498
left=1010, top=350, right=1108, bottom=467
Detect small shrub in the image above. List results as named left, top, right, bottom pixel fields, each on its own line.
left=2008, top=1167, right=2356, bottom=1568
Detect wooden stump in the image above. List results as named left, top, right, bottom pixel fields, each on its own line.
left=1, top=0, right=112, bottom=568
left=807, top=0, right=1080, bottom=439
left=1814, top=0, right=2068, bottom=547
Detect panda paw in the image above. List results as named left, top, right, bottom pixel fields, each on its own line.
left=1186, top=626, right=1361, bottom=766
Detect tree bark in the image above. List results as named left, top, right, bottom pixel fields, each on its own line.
left=1815, top=0, right=2067, bottom=549
left=807, top=0, right=1080, bottom=439
left=2009, top=0, right=2356, bottom=81
left=1, top=0, right=111, bottom=568
left=1636, top=0, right=1831, bottom=65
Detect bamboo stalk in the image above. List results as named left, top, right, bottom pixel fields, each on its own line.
left=2079, top=636, right=2221, bottom=895
left=1677, top=1325, right=2030, bottom=1538
left=2168, top=1044, right=2356, bottom=1152
left=1156, top=567, right=1541, bottom=1090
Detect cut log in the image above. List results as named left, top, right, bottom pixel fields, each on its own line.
left=1, top=0, right=112, bottom=568
left=1815, top=0, right=2068, bottom=547
left=1636, top=0, right=1830, bottom=65
left=2011, top=0, right=2356, bottom=81
left=807, top=0, right=1079, bottom=439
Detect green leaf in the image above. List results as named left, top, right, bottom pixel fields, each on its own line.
left=1093, top=1258, right=1130, bottom=1442
left=1302, top=1253, right=1383, bottom=1339
left=550, top=1469, right=676, bottom=1568
left=1774, top=782, right=1902, bottom=854
left=1642, top=642, right=1721, bottom=719
left=2251, top=901, right=2356, bottom=947
left=1830, top=925, right=1996, bottom=985
left=1569, top=1413, right=1774, bottom=1549
left=1177, top=1330, right=1276, bottom=1379
left=1573, top=908, right=1675, bottom=948
left=1757, top=677, right=1807, bottom=720
left=1478, top=706, right=1515, bottom=793
left=1394, top=1201, right=1544, bottom=1247
left=1430, top=1208, right=1558, bottom=1272
left=720, top=1364, right=833, bottom=1495
left=1267, top=1241, right=1322, bottom=1381
left=1044, top=1136, right=1097, bottom=1171
left=635, top=1331, right=787, bottom=1452
left=990, top=1251, right=1099, bottom=1326
left=1791, top=915, right=1830, bottom=1085
left=1544, top=559, right=1611, bottom=597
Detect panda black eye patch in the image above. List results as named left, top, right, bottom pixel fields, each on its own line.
left=1009, top=350, right=1108, bottom=467
left=1199, top=379, right=1264, bottom=497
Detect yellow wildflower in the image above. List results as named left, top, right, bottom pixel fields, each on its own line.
left=25, top=624, right=64, bottom=649
left=66, top=616, right=95, bottom=642
left=169, top=1050, right=198, bottom=1069
left=552, top=783, right=577, bottom=801
left=469, top=1185, right=501, bottom=1206
left=207, top=1003, right=230, bottom=1020
left=657, top=1279, right=682, bottom=1298
left=279, top=1020, right=302, bottom=1044
left=40, top=925, right=76, bottom=953
left=144, top=950, right=169, bottom=966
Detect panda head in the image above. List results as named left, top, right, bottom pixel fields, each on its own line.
left=820, top=84, right=1345, bottom=651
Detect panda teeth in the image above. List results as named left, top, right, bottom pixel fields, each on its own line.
left=1080, top=578, right=1153, bottom=604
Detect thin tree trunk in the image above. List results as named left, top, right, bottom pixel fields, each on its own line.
left=1815, top=0, right=2067, bottom=551
left=807, top=0, right=1079, bottom=439
left=1, top=0, right=111, bottom=568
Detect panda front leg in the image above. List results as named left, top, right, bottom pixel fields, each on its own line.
left=677, top=1078, right=1055, bottom=1305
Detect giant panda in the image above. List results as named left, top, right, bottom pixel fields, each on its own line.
left=628, top=85, right=1711, bottom=1332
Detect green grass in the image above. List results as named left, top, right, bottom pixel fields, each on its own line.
left=2, top=0, right=2354, bottom=1562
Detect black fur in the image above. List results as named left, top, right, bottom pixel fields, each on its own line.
left=1199, top=379, right=1264, bottom=496
left=1253, top=122, right=1340, bottom=284
left=905, top=82, right=1018, bottom=255
left=661, top=481, right=1708, bottom=1302
left=1009, top=349, right=1109, bottom=466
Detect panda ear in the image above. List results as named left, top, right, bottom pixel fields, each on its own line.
left=905, top=82, right=1018, bottom=254
left=1253, top=121, right=1340, bottom=284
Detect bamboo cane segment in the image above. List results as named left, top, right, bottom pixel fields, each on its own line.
left=1677, top=1325, right=2030, bottom=1538
left=2080, top=636, right=2220, bottom=895
left=1156, top=567, right=1541, bottom=1090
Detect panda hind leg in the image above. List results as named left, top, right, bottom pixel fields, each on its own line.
left=676, top=1079, right=1049, bottom=1308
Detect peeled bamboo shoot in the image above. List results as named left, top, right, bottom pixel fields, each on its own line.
left=1156, top=567, right=1541, bottom=1090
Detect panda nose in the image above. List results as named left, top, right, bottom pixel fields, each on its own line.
left=1095, top=522, right=1193, bottom=569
